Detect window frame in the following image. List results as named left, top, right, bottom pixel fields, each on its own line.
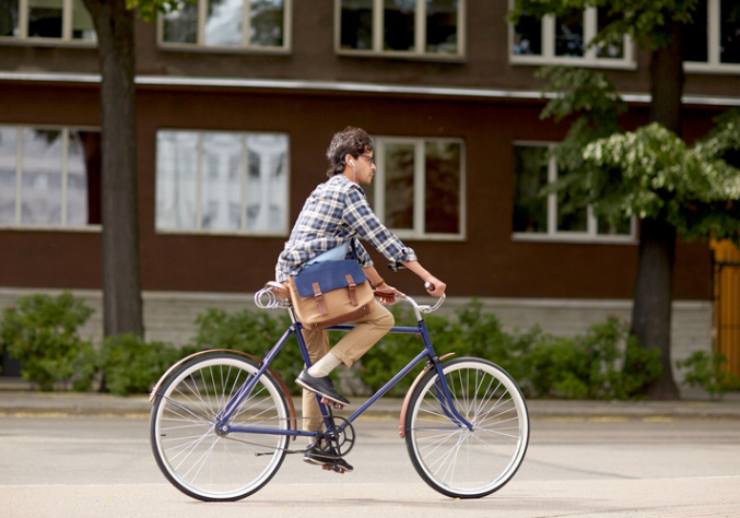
left=508, top=2, right=635, bottom=70
left=511, top=141, right=636, bottom=244
left=371, top=135, right=466, bottom=241
left=154, top=128, right=291, bottom=237
left=334, top=0, right=466, bottom=61
left=685, top=0, right=740, bottom=74
left=157, top=0, right=292, bottom=54
left=0, top=123, right=101, bottom=232
left=0, top=0, right=96, bottom=45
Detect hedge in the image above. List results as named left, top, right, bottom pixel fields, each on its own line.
left=4, top=292, right=714, bottom=399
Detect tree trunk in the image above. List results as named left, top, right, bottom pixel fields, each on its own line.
left=630, top=219, right=678, bottom=398
left=649, top=21, right=683, bottom=133
left=631, top=19, right=684, bottom=399
left=84, top=0, right=143, bottom=338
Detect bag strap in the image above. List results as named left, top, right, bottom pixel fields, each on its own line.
left=345, top=274, right=358, bottom=306
left=311, top=282, right=328, bottom=316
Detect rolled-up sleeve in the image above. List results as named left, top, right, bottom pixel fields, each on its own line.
left=344, top=187, right=417, bottom=266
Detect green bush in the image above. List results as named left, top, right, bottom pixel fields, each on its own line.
left=359, top=305, right=661, bottom=400
left=100, top=334, right=181, bottom=396
left=504, top=318, right=661, bottom=399
left=190, top=308, right=305, bottom=393
left=0, top=292, right=96, bottom=391
left=0, top=293, right=667, bottom=400
left=357, top=306, right=456, bottom=396
left=676, top=351, right=740, bottom=399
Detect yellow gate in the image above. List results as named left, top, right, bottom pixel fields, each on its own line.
left=712, top=240, right=740, bottom=376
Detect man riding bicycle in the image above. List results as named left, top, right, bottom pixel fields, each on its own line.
left=274, top=127, right=446, bottom=472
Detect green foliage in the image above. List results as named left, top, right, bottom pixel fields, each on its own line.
left=0, top=293, right=96, bottom=391
left=515, top=318, right=661, bottom=399
left=509, top=0, right=702, bottom=50
left=535, top=65, right=740, bottom=241
left=583, top=119, right=740, bottom=240
left=0, top=294, right=665, bottom=399
left=359, top=303, right=660, bottom=400
left=676, top=351, right=740, bottom=399
left=100, top=334, right=180, bottom=396
left=189, top=308, right=305, bottom=392
left=125, top=0, right=191, bottom=21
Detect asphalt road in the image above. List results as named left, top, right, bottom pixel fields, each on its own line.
left=2, top=414, right=739, bottom=518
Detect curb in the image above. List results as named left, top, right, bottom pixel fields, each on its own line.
left=1, top=391, right=739, bottom=419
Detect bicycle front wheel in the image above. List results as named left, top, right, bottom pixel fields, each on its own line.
left=404, top=357, right=529, bottom=498
left=150, top=351, right=289, bottom=501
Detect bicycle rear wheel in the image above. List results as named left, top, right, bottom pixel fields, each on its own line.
left=404, top=357, right=529, bottom=498
left=150, top=351, right=289, bottom=501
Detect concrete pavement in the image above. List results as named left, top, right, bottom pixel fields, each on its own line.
left=2, top=415, right=740, bottom=517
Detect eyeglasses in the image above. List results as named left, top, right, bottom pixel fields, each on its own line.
left=359, top=153, right=375, bottom=165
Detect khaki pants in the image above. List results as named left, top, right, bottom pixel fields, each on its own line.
left=301, top=300, right=394, bottom=432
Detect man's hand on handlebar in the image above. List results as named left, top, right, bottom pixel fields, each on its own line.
left=424, top=276, right=447, bottom=298
left=374, top=282, right=403, bottom=305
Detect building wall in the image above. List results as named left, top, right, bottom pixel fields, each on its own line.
left=1, top=0, right=733, bottom=383
left=1, top=1, right=739, bottom=99
left=0, top=82, right=714, bottom=300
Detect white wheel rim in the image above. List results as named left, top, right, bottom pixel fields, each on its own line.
left=409, top=360, right=529, bottom=496
left=153, top=357, right=288, bottom=499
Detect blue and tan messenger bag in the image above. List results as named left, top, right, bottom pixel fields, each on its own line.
left=287, top=257, right=374, bottom=330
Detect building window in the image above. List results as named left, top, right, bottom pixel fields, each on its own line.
left=336, top=0, right=465, bottom=58
left=512, top=143, right=634, bottom=242
left=156, top=130, right=289, bottom=235
left=0, top=0, right=95, bottom=42
left=0, top=125, right=101, bottom=229
left=510, top=5, right=633, bottom=68
left=685, top=0, right=740, bottom=72
left=159, top=0, right=290, bottom=51
left=367, top=137, right=465, bottom=239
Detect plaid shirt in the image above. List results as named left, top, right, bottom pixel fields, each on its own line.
left=275, top=174, right=417, bottom=282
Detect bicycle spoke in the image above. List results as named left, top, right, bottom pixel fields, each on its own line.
left=407, top=360, right=529, bottom=497
left=152, top=354, right=289, bottom=500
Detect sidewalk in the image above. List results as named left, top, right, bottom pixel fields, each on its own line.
left=1, top=385, right=739, bottom=419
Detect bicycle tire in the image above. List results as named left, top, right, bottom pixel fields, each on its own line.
left=150, top=351, right=289, bottom=501
left=404, top=357, right=529, bottom=498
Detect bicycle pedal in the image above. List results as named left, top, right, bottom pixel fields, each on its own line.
left=322, top=462, right=347, bottom=474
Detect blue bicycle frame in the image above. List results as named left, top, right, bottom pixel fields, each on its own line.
left=215, top=317, right=473, bottom=439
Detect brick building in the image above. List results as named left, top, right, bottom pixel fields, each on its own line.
left=1, top=1, right=738, bottom=380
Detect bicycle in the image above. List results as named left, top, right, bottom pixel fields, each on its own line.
left=149, top=284, right=529, bottom=501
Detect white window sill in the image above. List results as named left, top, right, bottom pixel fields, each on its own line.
left=336, top=48, right=466, bottom=63
left=509, top=55, right=637, bottom=70
left=0, top=224, right=101, bottom=232
left=512, top=232, right=636, bottom=245
left=156, top=228, right=288, bottom=238
left=0, top=37, right=95, bottom=48
left=684, top=62, right=740, bottom=75
left=158, top=43, right=291, bottom=55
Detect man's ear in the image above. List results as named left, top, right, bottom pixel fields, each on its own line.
left=344, top=153, right=355, bottom=167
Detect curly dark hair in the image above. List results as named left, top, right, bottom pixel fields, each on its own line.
left=325, top=126, right=374, bottom=177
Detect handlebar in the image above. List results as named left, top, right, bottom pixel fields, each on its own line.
left=255, top=282, right=446, bottom=320
left=398, top=292, right=446, bottom=321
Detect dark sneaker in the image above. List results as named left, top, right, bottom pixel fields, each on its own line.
left=296, top=370, right=350, bottom=406
left=303, top=442, right=338, bottom=465
left=303, top=443, right=354, bottom=473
